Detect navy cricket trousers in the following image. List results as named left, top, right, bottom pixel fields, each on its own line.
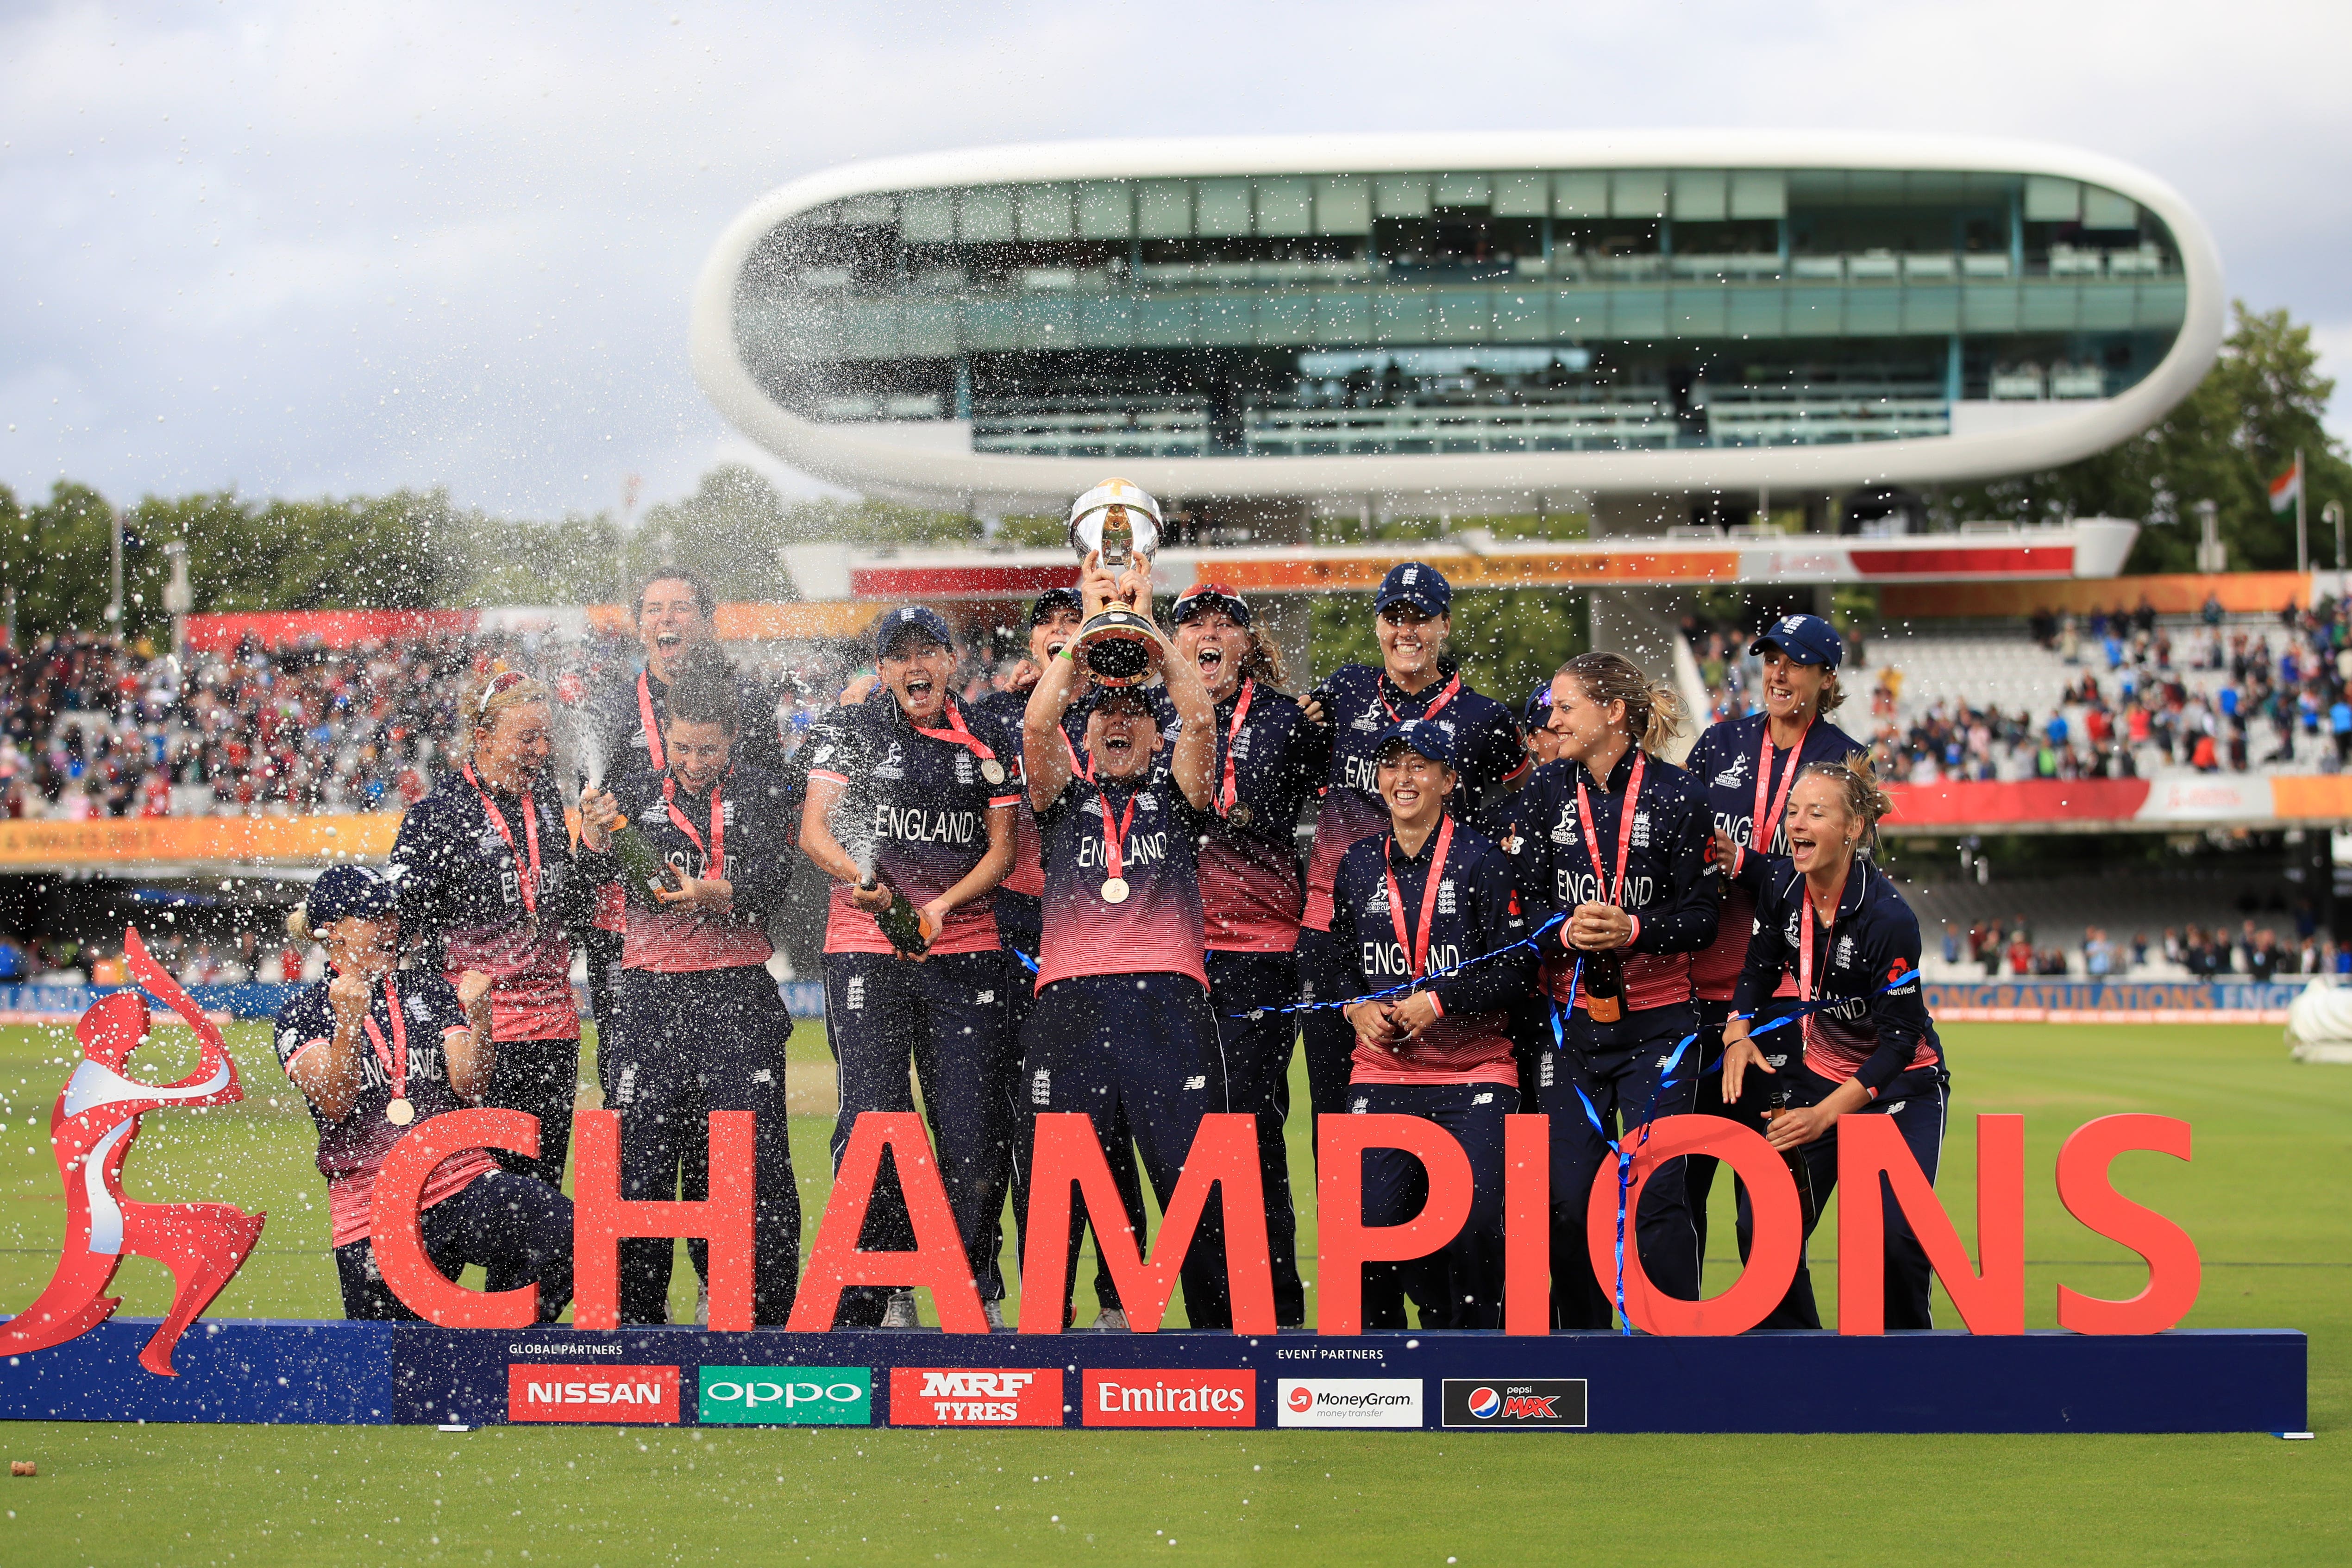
left=1784, top=1065, right=1949, bottom=1331
left=1207, top=948, right=1306, bottom=1327
left=1348, top=1079, right=1515, bottom=1330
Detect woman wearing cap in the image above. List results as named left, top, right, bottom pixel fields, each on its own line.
left=1680, top=612, right=1863, bottom=1315
left=1329, top=719, right=1532, bottom=1328
left=388, top=667, right=599, bottom=1188
left=1167, top=581, right=1327, bottom=1328
left=275, top=867, right=574, bottom=1321
left=578, top=658, right=802, bottom=1325
left=799, top=605, right=1021, bottom=1329
left=1511, top=652, right=1718, bottom=1328
left=1721, top=753, right=1946, bottom=1330
left=1295, top=562, right=1529, bottom=1142
left=1019, top=602, right=1237, bottom=1329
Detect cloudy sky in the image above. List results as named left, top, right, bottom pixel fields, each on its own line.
left=2, top=0, right=2346, bottom=520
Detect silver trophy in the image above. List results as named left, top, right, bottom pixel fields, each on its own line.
left=1066, top=478, right=1164, bottom=684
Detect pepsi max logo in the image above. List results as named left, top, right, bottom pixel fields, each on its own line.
left=1441, top=1378, right=1586, bottom=1429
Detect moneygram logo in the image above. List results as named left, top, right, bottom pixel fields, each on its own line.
left=1440, top=1378, right=1587, bottom=1429
left=1276, top=1378, right=1424, bottom=1429
left=1083, top=1369, right=1254, bottom=1428
left=889, top=1368, right=1063, bottom=1427
left=508, top=1364, right=680, bottom=1424
left=699, top=1366, right=871, bottom=1426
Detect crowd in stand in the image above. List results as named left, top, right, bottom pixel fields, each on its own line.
left=1936, top=913, right=2347, bottom=980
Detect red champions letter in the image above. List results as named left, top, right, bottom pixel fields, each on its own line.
left=573, top=1109, right=758, bottom=1331
left=1503, top=1115, right=1550, bottom=1335
left=1839, top=1112, right=2025, bottom=1335
left=785, top=1111, right=987, bottom=1333
left=2055, top=1115, right=2201, bottom=1335
left=1315, top=1114, right=1472, bottom=1336
left=1019, top=1113, right=1273, bottom=1333
left=1582, top=1115, right=1803, bottom=1336
left=372, top=1109, right=543, bottom=1328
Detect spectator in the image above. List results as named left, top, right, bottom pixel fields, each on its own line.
left=2082, top=927, right=2114, bottom=978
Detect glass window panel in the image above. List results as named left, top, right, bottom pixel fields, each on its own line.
left=1435, top=173, right=1491, bottom=207
left=1729, top=169, right=1787, bottom=220
left=2082, top=187, right=2137, bottom=229
left=1846, top=171, right=1905, bottom=204
left=2024, top=176, right=2080, bottom=222
left=1258, top=177, right=1313, bottom=237
left=1907, top=172, right=1967, bottom=204
left=958, top=187, right=1016, bottom=242
left=1199, top=293, right=1254, bottom=343
left=1786, top=169, right=1846, bottom=203
left=839, top=194, right=896, bottom=226
left=1197, top=178, right=1252, bottom=237
left=1256, top=292, right=1315, bottom=344
left=1554, top=171, right=1610, bottom=218
left=1433, top=289, right=1493, bottom=340
left=1493, top=173, right=1547, bottom=217
left=1611, top=171, right=1668, bottom=218
left=1315, top=176, right=1372, bottom=233
left=1076, top=295, right=1136, bottom=347
left=1076, top=181, right=1134, bottom=240
left=901, top=190, right=956, bottom=243
left=901, top=301, right=959, bottom=357
left=1373, top=292, right=1431, bottom=344
left=1136, top=296, right=1196, bottom=344
left=1315, top=291, right=1372, bottom=341
left=1138, top=179, right=1192, bottom=238
left=1016, top=183, right=1073, bottom=241
left=1672, top=170, right=1727, bottom=222
left=1493, top=287, right=1550, bottom=339
left=1376, top=175, right=1432, bottom=218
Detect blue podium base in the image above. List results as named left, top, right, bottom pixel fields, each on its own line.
left=0, top=1319, right=2307, bottom=1434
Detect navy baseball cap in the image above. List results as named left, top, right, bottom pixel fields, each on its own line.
left=1169, top=582, right=1252, bottom=628
left=1375, top=562, right=1451, bottom=618
left=1523, top=681, right=1556, bottom=728
left=306, top=866, right=396, bottom=926
left=875, top=604, right=954, bottom=657
left=1749, top=612, right=1844, bottom=670
left=1027, top=586, right=1084, bottom=626
left=1374, top=718, right=1456, bottom=769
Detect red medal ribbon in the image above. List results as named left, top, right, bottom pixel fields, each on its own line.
left=1749, top=714, right=1813, bottom=859
left=912, top=698, right=1000, bottom=765
left=462, top=763, right=541, bottom=917
left=1061, top=728, right=1096, bottom=784
left=1382, top=815, right=1455, bottom=980
left=637, top=670, right=665, bottom=771
left=661, top=773, right=725, bottom=878
left=1573, top=752, right=1647, bottom=908
left=359, top=973, right=408, bottom=1104
left=1217, top=677, right=1256, bottom=819
left=1380, top=671, right=1460, bottom=725
left=1096, top=786, right=1138, bottom=883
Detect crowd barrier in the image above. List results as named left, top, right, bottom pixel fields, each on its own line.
left=1924, top=979, right=2307, bottom=1023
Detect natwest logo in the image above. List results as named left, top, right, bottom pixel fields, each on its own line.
left=1083, top=1369, right=1255, bottom=1428
left=889, top=1367, right=1063, bottom=1427
left=1277, top=1377, right=1423, bottom=1429
left=508, top=1364, right=680, bottom=1424
left=1441, top=1378, right=1587, bottom=1429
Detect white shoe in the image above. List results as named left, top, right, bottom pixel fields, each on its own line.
left=1090, top=1307, right=1130, bottom=1332
left=983, top=1299, right=1009, bottom=1331
left=880, top=1290, right=922, bottom=1329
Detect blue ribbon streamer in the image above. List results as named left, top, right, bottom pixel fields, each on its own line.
left=1567, top=1029, right=1696, bottom=1336
left=1232, top=911, right=1566, bottom=1022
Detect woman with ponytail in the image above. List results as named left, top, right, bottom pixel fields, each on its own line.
left=1721, top=753, right=1949, bottom=1330
left=1497, top=651, right=1720, bottom=1329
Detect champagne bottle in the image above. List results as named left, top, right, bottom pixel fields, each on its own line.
left=1762, top=1080, right=1820, bottom=1231
left=608, top=815, right=672, bottom=906
left=861, top=873, right=933, bottom=958
left=1581, top=945, right=1624, bottom=1023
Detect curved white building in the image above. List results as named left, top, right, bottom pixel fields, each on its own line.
left=693, top=131, right=2223, bottom=523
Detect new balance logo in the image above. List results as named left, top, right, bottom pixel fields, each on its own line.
left=1183, top=1075, right=1207, bottom=1090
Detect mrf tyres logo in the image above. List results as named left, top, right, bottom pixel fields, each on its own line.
left=699, top=1366, right=871, bottom=1426
left=1278, top=1378, right=1423, bottom=1428
left=508, top=1364, right=680, bottom=1424
left=1082, top=1369, right=1254, bottom=1427
left=1441, top=1378, right=1587, bottom=1429
left=889, top=1367, right=1063, bottom=1427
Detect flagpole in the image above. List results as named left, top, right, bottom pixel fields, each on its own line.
left=2296, top=448, right=2308, bottom=575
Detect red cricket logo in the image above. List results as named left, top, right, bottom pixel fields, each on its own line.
left=0, top=928, right=266, bottom=1375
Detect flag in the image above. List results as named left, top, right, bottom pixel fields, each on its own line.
left=2270, top=454, right=2304, bottom=514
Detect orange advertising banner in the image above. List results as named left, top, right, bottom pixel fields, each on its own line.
left=0, top=814, right=401, bottom=869
left=1879, top=571, right=2313, bottom=620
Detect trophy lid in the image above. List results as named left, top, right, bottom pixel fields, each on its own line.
left=1067, top=477, right=1163, bottom=561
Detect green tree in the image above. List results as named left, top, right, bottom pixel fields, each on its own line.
left=1306, top=588, right=1587, bottom=703
left=1934, top=302, right=2352, bottom=573
left=3, top=480, right=119, bottom=643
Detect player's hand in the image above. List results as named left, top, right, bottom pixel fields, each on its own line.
left=1344, top=1000, right=1402, bottom=1047
left=578, top=788, right=620, bottom=851
left=327, top=970, right=370, bottom=1020
left=1079, top=550, right=1124, bottom=618
left=455, top=970, right=494, bottom=1011
left=850, top=880, right=896, bottom=913
left=1300, top=693, right=1327, bottom=726
left=1763, top=1101, right=1833, bottom=1151
left=657, top=875, right=733, bottom=913
left=1719, top=1026, right=1770, bottom=1104
left=1388, top=990, right=1443, bottom=1039
left=839, top=671, right=880, bottom=705
left=1568, top=901, right=1635, bottom=951
left=1712, top=827, right=1742, bottom=872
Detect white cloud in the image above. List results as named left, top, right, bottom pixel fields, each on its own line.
left=1, top=0, right=2346, bottom=524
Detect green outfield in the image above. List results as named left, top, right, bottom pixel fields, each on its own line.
left=0, top=1016, right=2341, bottom=1563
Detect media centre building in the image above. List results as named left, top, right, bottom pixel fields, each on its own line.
left=694, top=131, right=2219, bottom=543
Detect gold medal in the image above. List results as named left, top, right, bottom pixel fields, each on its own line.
left=1229, top=802, right=1254, bottom=828
left=385, top=1097, right=415, bottom=1126
left=1100, top=877, right=1132, bottom=904
left=981, top=759, right=1007, bottom=785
